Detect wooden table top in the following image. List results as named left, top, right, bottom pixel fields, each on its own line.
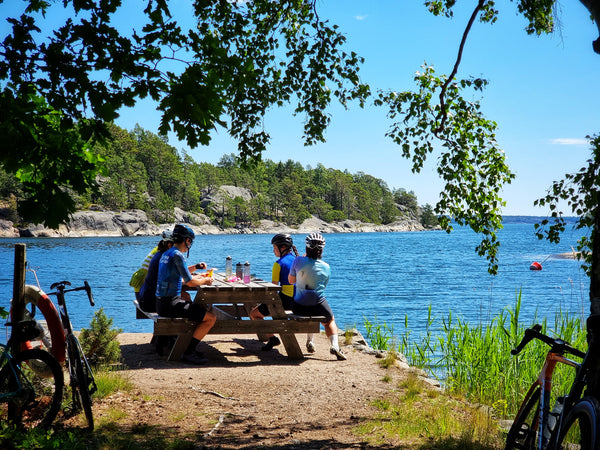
left=195, top=272, right=281, bottom=292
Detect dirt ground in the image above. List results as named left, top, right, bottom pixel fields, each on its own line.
left=91, top=330, right=436, bottom=449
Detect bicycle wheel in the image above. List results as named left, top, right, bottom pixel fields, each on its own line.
left=67, top=334, right=94, bottom=430
left=505, top=386, right=541, bottom=450
left=554, top=396, right=600, bottom=450
left=0, top=348, right=64, bottom=429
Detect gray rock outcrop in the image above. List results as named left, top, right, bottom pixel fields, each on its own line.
left=1, top=211, right=427, bottom=238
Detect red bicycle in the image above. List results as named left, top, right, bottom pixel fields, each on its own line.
left=505, top=323, right=600, bottom=449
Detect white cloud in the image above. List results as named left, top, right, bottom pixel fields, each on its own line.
left=355, top=15, right=367, bottom=20
left=550, top=138, right=589, bottom=146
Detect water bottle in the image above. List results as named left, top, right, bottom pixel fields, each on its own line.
left=243, top=261, right=251, bottom=284
left=236, top=262, right=243, bottom=279
left=225, top=256, right=232, bottom=277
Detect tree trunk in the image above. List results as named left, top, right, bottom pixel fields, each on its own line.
left=579, top=0, right=600, bottom=53
left=585, top=206, right=600, bottom=399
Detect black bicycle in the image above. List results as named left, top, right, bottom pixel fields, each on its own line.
left=46, top=281, right=97, bottom=430
left=505, top=319, right=600, bottom=449
left=0, top=319, right=64, bottom=429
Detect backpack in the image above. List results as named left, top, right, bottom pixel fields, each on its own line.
left=129, top=267, right=148, bottom=290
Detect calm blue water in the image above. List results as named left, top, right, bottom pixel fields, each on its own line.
left=0, top=224, right=589, bottom=343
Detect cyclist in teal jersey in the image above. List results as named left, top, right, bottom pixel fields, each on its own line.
left=289, top=233, right=346, bottom=360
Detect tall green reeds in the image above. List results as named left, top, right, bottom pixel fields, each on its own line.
left=365, top=290, right=588, bottom=418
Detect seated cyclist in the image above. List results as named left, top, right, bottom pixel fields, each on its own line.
left=155, top=224, right=216, bottom=365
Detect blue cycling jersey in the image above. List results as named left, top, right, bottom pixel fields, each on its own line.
left=290, top=256, right=330, bottom=306
left=155, top=247, right=193, bottom=297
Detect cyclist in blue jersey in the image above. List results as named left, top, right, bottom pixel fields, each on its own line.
left=156, top=224, right=216, bottom=365
left=250, top=233, right=299, bottom=351
left=289, top=233, right=346, bottom=360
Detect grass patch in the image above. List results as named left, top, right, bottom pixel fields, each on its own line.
left=344, top=327, right=354, bottom=345
left=94, top=365, right=135, bottom=399
left=366, top=291, right=587, bottom=419
left=357, top=373, right=503, bottom=449
left=378, top=350, right=398, bottom=369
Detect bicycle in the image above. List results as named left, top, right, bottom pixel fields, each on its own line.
left=0, top=319, right=64, bottom=429
left=505, top=322, right=600, bottom=449
left=45, top=280, right=97, bottom=430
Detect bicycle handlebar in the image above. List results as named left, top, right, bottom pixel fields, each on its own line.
left=511, top=323, right=586, bottom=359
left=47, top=280, right=95, bottom=307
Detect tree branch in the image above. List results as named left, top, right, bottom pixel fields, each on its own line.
left=435, top=0, right=484, bottom=135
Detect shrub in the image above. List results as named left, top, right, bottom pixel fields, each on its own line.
left=79, top=308, right=122, bottom=366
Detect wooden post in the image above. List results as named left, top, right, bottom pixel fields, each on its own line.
left=11, top=244, right=26, bottom=354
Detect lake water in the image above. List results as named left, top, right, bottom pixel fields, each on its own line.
left=0, top=224, right=589, bottom=345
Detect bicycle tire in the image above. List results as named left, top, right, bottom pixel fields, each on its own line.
left=67, top=334, right=94, bottom=430
left=0, top=348, right=64, bottom=429
left=505, top=386, right=541, bottom=450
left=554, top=396, right=600, bottom=450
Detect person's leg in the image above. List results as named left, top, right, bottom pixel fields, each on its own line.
left=249, top=306, right=264, bottom=320
left=316, top=299, right=346, bottom=361
left=306, top=333, right=315, bottom=352
left=324, top=318, right=346, bottom=360
left=193, top=310, right=216, bottom=341
left=177, top=303, right=215, bottom=364
left=250, top=304, right=279, bottom=349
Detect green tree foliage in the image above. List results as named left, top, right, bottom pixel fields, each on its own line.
left=413, top=2, right=600, bottom=290
left=0, top=0, right=368, bottom=228
left=377, top=65, right=514, bottom=274
left=0, top=124, right=423, bottom=228
left=420, top=204, right=439, bottom=228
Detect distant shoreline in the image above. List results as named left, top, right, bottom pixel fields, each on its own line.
left=0, top=209, right=431, bottom=238
left=0, top=212, right=578, bottom=239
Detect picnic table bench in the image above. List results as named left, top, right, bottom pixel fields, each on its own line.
left=134, top=273, right=325, bottom=361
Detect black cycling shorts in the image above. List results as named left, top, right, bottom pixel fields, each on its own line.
left=156, top=295, right=207, bottom=322
left=257, top=293, right=295, bottom=316
left=291, top=298, right=334, bottom=323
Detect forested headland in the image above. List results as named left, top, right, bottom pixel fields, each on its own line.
left=0, top=124, right=438, bottom=230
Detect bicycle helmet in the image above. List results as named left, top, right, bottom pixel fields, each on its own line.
left=172, top=224, right=195, bottom=241
left=271, top=233, right=293, bottom=247
left=161, top=229, right=173, bottom=239
left=305, top=232, right=325, bottom=248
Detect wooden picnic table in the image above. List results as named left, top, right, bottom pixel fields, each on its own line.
left=135, top=273, right=323, bottom=361
left=192, top=273, right=313, bottom=359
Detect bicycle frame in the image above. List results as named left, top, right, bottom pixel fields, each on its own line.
left=45, top=281, right=97, bottom=430
left=49, top=281, right=95, bottom=336
left=530, top=352, right=581, bottom=449
left=507, top=324, right=590, bottom=450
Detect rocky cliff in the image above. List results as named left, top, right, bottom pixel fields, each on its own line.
left=0, top=209, right=429, bottom=238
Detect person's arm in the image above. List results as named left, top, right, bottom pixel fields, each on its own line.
left=184, top=276, right=213, bottom=288
left=272, top=261, right=281, bottom=285
left=288, top=260, right=297, bottom=284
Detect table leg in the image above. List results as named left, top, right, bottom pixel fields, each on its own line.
left=168, top=334, right=193, bottom=361
left=266, top=292, right=304, bottom=359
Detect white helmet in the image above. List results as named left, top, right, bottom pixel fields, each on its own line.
left=305, top=232, right=325, bottom=249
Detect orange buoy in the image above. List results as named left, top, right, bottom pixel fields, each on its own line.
left=530, top=262, right=542, bottom=271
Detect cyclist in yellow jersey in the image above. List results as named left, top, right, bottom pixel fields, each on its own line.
left=250, top=234, right=299, bottom=351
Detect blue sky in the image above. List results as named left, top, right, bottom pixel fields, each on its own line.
left=5, top=1, right=599, bottom=216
